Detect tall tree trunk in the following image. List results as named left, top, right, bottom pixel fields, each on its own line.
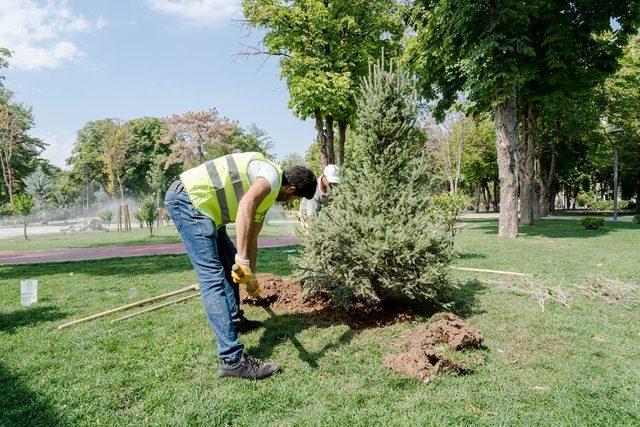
left=315, top=110, right=328, bottom=168
left=636, top=176, right=640, bottom=213
left=337, top=120, right=347, bottom=166
left=519, top=102, right=536, bottom=225
left=482, top=184, right=490, bottom=212
left=538, top=141, right=557, bottom=218
left=474, top=183, right=481, bottom=212
left=325, top=115, right=335, bottom=164
left=0, top=153, right=14, bottom=205
left=493, top=180, right=499, bottom=211
left=533, top=183, right=541, bottom=220
left=493, top=87, right=520, bottom=238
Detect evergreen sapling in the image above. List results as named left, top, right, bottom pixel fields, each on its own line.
left=294, top=58, right=454, bottom=309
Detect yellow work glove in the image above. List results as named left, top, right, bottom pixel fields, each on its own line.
left=231, top=256, right=261, bottom=298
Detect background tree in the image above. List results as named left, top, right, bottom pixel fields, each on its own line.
left=421, top=111, right=471, bottom=195
left=407, top=0, right=639, bottom=236
left=602, top=35, right=640, bottom=212
left=406, top=0, right=532, bottom=238
left=516, top=1, right=640, bottom=225
left=99, top=210, right=113, bottom=231
left=12, top=193, right=33, bottom=239
left=219, top=124, right=274, bottom=159
left=459, top=117, right=498, bottom=211
left=243, top=0, right=404, bottom=167
left=0, top=90, right=45, bottom=205
left=23, top=165, right=53, bottom=210
left=138, top=196, right=159, bottom=236
left=123, top=117, right=179, bottom=197
left=67, top=119, right=112, bottom=198
left=161, top=109, right=237, bottom=168
left=295, top=57, right=453, bottom=309
left=280, top=152, right=306, bottom=170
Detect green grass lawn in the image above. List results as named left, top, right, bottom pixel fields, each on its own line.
left=1, top=219, right=639, bottom=425
left=0, top=224, right=297, bottom=252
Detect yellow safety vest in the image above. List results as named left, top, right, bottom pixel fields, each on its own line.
left=180, top=152, right=282, bottom=226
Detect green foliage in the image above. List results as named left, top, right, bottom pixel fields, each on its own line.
left=0, top=88, right=46, bottom=205
left=0, top=203, right=12, bottom=216
left=138, top=197, right=158, bottom=236
left=580, top=217, right=605, bottom=230
left=12, top=193, right=33, bottom=216
left=407, top=0, right=640, bottom=118
left=576, top=192, right=593, bottom=208
left=280, top=152, right=306, bottom=170
left=459, top=116, right=497, bottom=189
left=243, top=0, right=404, bottom=122
left=12, top=193, right=34, bottom=239
left=428, top=193, right=468, bottom=238
left=23, top=165, right=53, bottom=209
left=294, top=58, right=453, bottom=309
left=99, top=210, right=113, bottom=231
left=633, top=214, right=640, bottom=224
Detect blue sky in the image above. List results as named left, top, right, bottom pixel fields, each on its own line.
left=0, top=0, right=315, bottom=169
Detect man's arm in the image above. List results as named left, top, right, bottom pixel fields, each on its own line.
left=248, top=220, right=263, bottom=271
left=236, top=178, right=271, bottom=268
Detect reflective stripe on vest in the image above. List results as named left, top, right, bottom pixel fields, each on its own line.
left=180, top=152, right=282, bottom=226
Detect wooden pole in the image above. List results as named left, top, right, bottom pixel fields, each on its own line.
left=450, top=266, right=531, bottom=277
left=111, top=293, right=200, bottom=323
left=57, top=284, right=199, bottom=330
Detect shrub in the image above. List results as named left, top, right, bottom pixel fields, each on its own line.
left=576, top=191, right=593, bottom=207
left=633, top=214, right=640, bottom=224
left=0, top=203, right=12, bottom=216
left=428, top=193, right=468, bottom=238
left=12, top=193, right=34, bottom=239
left=293, top=57, right=454, bottom=310
left=138, top=197, right=159, bottom=236
left=99, top=210, right=113, bottom=231
left=581, top=216, right=605, bottom=230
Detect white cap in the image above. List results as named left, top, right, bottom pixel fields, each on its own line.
left=323, top=164, right=340, bottom=184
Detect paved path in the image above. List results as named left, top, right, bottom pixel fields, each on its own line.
left=0, top=236, right=299, bottom=265
left=460, top=212, right=634, bottom=222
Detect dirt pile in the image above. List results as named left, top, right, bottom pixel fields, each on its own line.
left=240, top=274, right=325, bottom=313
left=239, top=274, right=414, bottom=328
left=384, top=312, right=484, bottom=383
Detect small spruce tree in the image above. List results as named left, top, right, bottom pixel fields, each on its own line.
left=294, top=57, right=454, bottom=309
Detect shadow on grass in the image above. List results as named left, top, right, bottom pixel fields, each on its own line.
left=464, top=218, right=639, bottom=239
left=0, top=362, right=67, bottom=426
left=247, top=279, right=486, bottom=368
left=0, top=247, right=295, bottom=282
left=457, top=252, right=487, bottom=260
left=0, top=255, right=194, bottom=281
left=0, top=305, right=68, bottom=334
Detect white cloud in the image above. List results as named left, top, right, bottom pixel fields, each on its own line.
left=145, top=0, right=241, bottom=27
left=0, top=0, right=106, bottom=70
left=35, top=132, right=74, bottom=169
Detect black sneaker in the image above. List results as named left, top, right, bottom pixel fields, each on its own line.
left=218, top=354, right=279, bottom=380
left=234, top=318, right=263, bottom=334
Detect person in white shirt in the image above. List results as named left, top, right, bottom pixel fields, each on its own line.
left=299, top=164, right=340, bottom=228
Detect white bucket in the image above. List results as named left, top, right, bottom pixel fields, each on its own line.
left=20, top=279, right=38, bottom=307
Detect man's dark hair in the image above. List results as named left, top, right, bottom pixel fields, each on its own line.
left=282, top=166, right=317, bottom=199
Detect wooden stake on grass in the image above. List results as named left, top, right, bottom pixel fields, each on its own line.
left=111, top=293, right=200, bottom=323
left=450, top=266, right=531, bottom=277
left=57, top=284, right=199, bottom=330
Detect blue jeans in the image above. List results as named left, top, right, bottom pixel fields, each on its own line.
left=164, top=183, right=244, bottom=362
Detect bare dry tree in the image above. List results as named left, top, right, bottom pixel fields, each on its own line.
left=161, top=109, right=237, bottom=169
left=420, top=111, right=471, bottom=194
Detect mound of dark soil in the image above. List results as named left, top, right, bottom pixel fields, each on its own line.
left=239, top=274, right=414, bottom=329
left=384, top=312, right=484, bottom=383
